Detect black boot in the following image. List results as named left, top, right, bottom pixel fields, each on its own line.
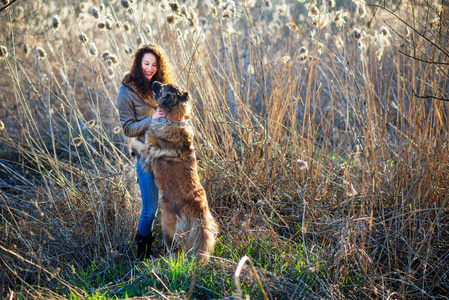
left=135, top=232, right=154, bottom=260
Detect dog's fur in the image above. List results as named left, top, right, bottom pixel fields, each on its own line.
left=131, top=81, right=218, bottom=259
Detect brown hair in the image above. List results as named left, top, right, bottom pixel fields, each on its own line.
left=122, top=44, right=174, bottom=99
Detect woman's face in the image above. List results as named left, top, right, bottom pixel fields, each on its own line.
left=141, top=52, right=158, bottom=81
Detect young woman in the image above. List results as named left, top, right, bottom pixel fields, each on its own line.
left=118, top=44, right=173, bottom=259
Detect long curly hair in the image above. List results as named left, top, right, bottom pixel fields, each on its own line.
left=122, top=44, right=174, bottom=100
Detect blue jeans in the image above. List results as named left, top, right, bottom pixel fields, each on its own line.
left=136, top=159, right=159, bottom=237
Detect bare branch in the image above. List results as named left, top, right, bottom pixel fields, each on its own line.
left=413, top=88, right=449, bottom=102
left=398, top=49, right=449, bottom=65
left=0, top=0, right=19, bottom=13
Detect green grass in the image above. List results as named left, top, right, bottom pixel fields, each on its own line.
left=59, top=234, right=324, bottom=299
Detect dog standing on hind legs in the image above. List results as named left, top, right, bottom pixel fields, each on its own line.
left=131, top=81, right=218, bottom=260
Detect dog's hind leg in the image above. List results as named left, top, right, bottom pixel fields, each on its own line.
left=163, top=233, right=181, bottom=254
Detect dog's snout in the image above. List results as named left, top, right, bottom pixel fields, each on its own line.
left=152, top=81, right=162, bottom=99
left=152, top=81, right=161, bottom=91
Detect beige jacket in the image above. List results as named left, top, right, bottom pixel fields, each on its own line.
left=117, top=85, right=156, bottom=142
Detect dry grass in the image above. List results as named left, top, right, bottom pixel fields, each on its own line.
left=0, top=0, right=448, bottom=299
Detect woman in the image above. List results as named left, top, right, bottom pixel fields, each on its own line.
left=118, top=44, right=174, bottom=259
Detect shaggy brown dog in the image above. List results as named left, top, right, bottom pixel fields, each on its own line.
left=131, top=81, right=218, bottom=259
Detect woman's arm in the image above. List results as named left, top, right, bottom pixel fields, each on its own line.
left=118, top=86, right=153, bottom=138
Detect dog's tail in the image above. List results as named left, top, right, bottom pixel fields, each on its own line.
left=175, top=211, right=218, bottom=260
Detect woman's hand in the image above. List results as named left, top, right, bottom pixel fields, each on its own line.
left=152, top=107, right=165, bottom=120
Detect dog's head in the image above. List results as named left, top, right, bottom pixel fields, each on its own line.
left=152, top=81, right=191, bottom=119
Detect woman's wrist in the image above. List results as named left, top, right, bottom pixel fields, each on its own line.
left=152, top=107, right=164, bottom=120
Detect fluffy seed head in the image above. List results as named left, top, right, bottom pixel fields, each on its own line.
left=222, top=1, right=236, bottom=18
left=356, top=2, right=367, bottom=18
left=36, top=47, right=47, bottom=59
left=80, top=2, right=87, bottom=12
left=334, top=10, right=347, bottom=29
left=78, top=32, right=89, bottom=44
left=296, top=159, right=309, bottom=171
left=167, top=14, right=180, bottom=26
left=1, top=0, right=9, bottom=6
left=352, top=28, right=362, bottom=40
left=168, top=1, right=180, bottom=14
left=71, top=137, right=83, bottom=147
left=431, top=17, right=441, bottom=29
left=223, top=1, right=235, bottom=13
left=88, top=43, right=98, bottom=56
left=357, top=40, right=366, bottom=50
left=210, top=5, right=218, bottom=17
left=0, top=120, right=4, bottom=130
left=281, top=56, right=291, bottom=64
left=222, top=9, right=232, bottom=19
left=176, top=28, right=183, bottom=40
left=224, top=24, right=235, bottom=35
left=247, top=64, right=254, bottom=75
left=124, top=45, right=133, bottom=55
left=160, top=0, right=168, bottom=10
left=123, top=21, right=131, bottom=32
left=179, top=4, right=187, bottom=17
left=107, top=67, right=115, bottom=77
left=51, top=16, right=60, bottom=30
left=299, top=46, right=308, bottom=56
left=144, top=24, right=152, bottom=35
left=376, top=47, right=384, bottom=61
left=121, top=0, right=130, bottom=9
left=115, top=21, right=123, bottom=29
left=299, top=55, right=308, bottom=64
left=101, top=50, right=110, bottom=60
left=379, top=36, right=390, bottom=48
left=113, top=126, right=121, bottom=134
left=327, top=0, right=336, bottom=8
left=104, top=19, right=113, bottom=30
left=343, top=179, right=358, bottom=197
left=105, top=14, right=113, bottom=21
left=286, top=22, right=299, bottom=33
left=107, top=54, right=119, bottom=66
left=433, top=2, right=443, bottom=15
left=312, top=15, right=330, bottom=29
left=90, top=7, right=99, bottom=19
left=380, top=26, right=391, bottom=37
left=85, top=120, right=96, bottom=128
left=317, top=42, right=324, bottom=55
left=307, top=4, right=319, bottom=17
left=0, top=45, right=8, bottom=59
left=97, top=21, right=106, bottom=30
left=187, top=7, right=197, bottom=27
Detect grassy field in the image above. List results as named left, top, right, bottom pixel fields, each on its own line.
left=0, top=0, right=448, bottom=299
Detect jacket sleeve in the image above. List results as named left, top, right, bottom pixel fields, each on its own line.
left=117, top=86, right=152, bottom=138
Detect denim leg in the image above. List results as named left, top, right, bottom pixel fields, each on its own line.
left=136, top=159, right=159, bottom=237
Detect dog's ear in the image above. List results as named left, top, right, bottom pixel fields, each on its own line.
left=179, top=91, right=189, bottom=103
